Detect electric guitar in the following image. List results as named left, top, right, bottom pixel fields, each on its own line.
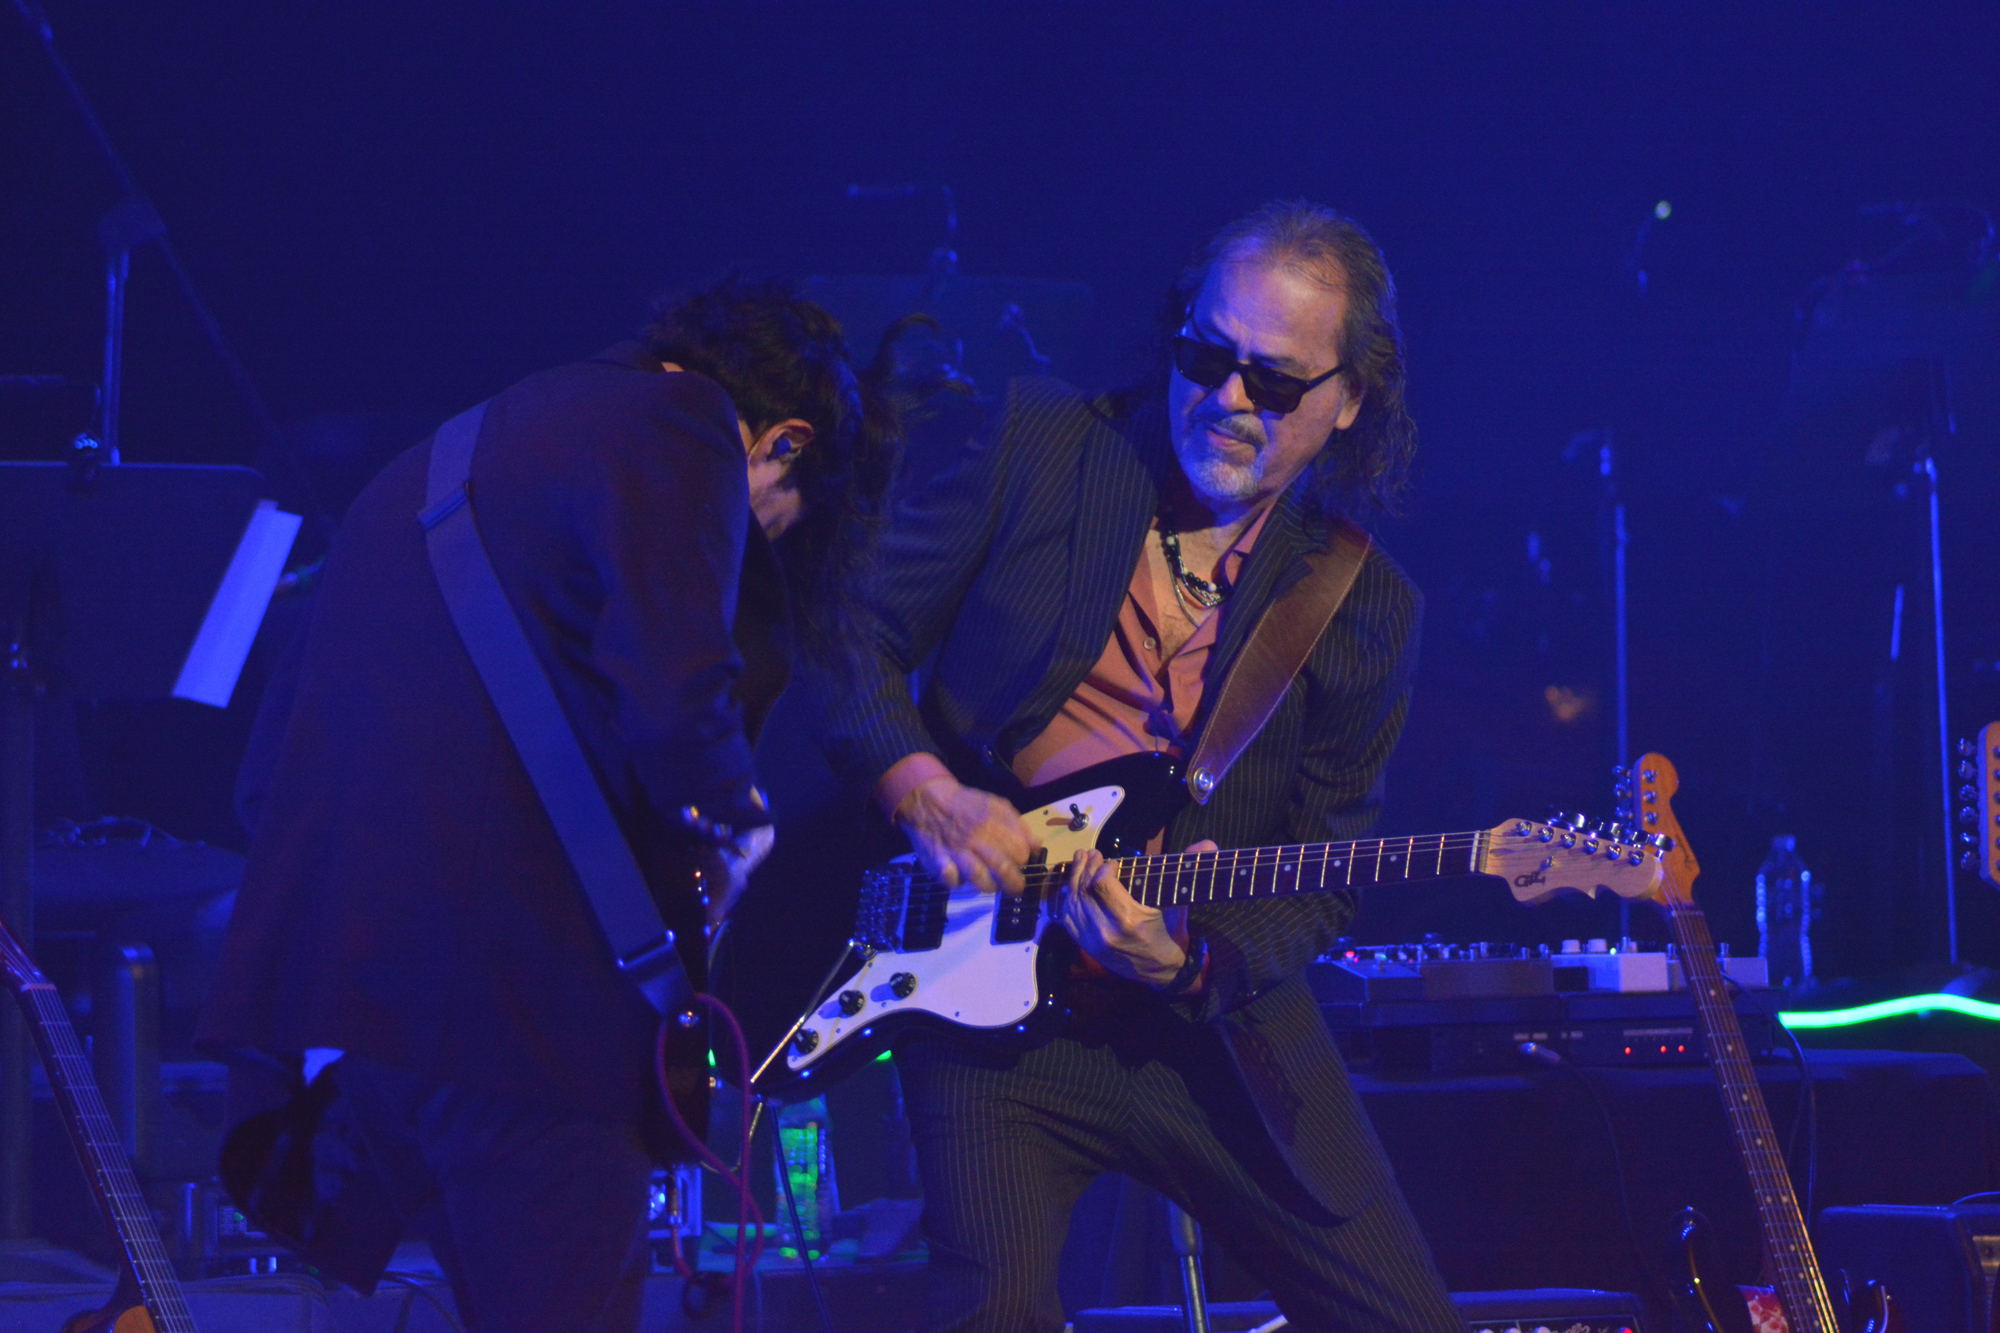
left=0, top=914, right=199, bottom=1332
left=746, top=749, right=1666, bottom=1096
left=1621, top=755, right=1895, bottom=1333
left=1960, top=722, right=1999, bottom=890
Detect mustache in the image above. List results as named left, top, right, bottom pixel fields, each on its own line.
left=1192, top=410, right=1265, bottom=447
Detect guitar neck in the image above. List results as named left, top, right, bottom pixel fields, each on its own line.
left=1665, top=900, right=1840, bottom=1333
left=1122, top=830, right=1488, bottom=909
left=8, top=975, right=198, bottom=1333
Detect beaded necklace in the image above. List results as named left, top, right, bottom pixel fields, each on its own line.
left=1158, top=523, right=1228, bottom=615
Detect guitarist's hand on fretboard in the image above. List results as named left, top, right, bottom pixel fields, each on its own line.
left=1061, top=843, right=1211, bottom=989
left=892, top=771, right=1040, bottom=895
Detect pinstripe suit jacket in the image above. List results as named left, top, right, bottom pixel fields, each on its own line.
left=815, top=377, right=1423, bottom=1217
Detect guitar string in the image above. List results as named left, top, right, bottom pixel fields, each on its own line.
left=1619, top=808, right=1834, bottom=1330
left=26, top=985, right=196, bottom=1322
left=888, top=833, right=1497, bottom=900
left=887, top=829, right=1638, bottom=907
left=1664, top=893, right=1838, bottom=1332
left=9, top=991, right=218, bottom=1321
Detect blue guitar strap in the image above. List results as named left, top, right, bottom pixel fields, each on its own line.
left=418, top=401, right=690, bottom=1015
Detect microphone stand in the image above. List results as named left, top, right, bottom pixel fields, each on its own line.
left=10, top=0, right=308, bottom=490
left=4, top=0, right=322, bottom=1241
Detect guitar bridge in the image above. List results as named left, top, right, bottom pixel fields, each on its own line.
left=856, top=865, right=907, bottom=953
left=856, top=862, right=949, bottom=953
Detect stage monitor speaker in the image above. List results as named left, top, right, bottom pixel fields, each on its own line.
left=1815, top=1203, right=2000, bottom=1333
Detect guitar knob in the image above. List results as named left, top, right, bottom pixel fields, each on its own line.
left=794, top=1029, right=820, bottom=1055
left=839, top=990, right=865, bottom=1016
left=890, top=972, right=918, bottom=999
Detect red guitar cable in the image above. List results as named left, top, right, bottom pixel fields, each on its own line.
left=655, top=994, right=765, bottom=1333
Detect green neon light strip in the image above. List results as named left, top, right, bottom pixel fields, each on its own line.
left=1778, top=993, right=2000, bottom=1029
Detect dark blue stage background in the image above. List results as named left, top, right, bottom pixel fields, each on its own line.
left=4, top=3, right=1998, bottom=981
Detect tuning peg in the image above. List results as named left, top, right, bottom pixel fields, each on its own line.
left=1962, top=760, right=1979, bottom=781
left=1961, top=807, right=1978, bottom=826
left=1966, top=851, right=1979, bottom=868
left=1961, top=785, right=1979, bottom=804
left=1612, top=765, right=1627, bottom=778
left=1960, top=738, right=1976, bottom=758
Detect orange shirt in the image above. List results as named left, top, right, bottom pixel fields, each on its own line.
left=1010, top=509, right=1269, bottom=792
left=872, top=509, right=1269, bottom=836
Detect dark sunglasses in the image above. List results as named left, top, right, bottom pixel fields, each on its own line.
left=1172, top=335, right=1343, bottom=415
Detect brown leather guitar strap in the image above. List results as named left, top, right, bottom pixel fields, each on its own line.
left=1183, top=515, right=1372, bottom=805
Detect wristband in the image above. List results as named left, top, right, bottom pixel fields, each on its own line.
left=1156, top=935, right=1208, bottom=997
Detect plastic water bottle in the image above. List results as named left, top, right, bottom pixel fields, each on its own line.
left=1755, top=836, right=1818, bottom=987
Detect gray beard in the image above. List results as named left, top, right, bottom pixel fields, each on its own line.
left=1174, top=423, right=1266, bottom=503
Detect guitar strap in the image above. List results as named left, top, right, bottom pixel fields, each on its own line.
left=419, top=401, right=690, bottom=1015
left=1182, top=514, right=1372, bottom=805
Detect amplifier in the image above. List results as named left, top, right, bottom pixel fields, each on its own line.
left=1071, top=1288, right=1645, bottom=1332
left=174, top=1178, right=291, bottom=1278
left=1318, top=990, right=1779, bottom=1074
left=1814, top=1204, right=2000, bottom=1333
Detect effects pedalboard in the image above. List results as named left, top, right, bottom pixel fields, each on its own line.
left=1312, top=939, right=1777, bottom=1075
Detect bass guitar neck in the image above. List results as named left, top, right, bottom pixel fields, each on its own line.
left=0, top=916, right=198, bottom=1333
left=1627, top=755, right=1891, bottom=1333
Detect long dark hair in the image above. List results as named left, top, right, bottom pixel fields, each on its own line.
left=642, top=278, right=900, bottom=666
left=1152, top=200, right=1417, bottom=520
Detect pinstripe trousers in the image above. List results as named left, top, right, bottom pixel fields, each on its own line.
left=894, top=987, right=1464, bottom=1333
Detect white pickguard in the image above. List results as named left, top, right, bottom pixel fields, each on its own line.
left=784, top=781, right=1129, bottom=1077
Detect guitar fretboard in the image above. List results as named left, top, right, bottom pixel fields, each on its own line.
left=11, top=971, right=199, bottom=1332
left=1122, top=831, right=1488, bottom=908
left=1666, top=901, right=1839, bottom=1333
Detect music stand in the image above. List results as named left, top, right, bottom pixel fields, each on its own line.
left=0, top=461, right=297, bottom=1239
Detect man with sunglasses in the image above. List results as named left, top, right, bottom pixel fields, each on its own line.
left=813, top=201, right=1458, bottom=1331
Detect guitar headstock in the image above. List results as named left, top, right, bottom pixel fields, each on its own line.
left=1481, top=814, right=1668, bottom=906
left=1959, top=723, right=2000, bottom=891
left=1620, top=752, right=1700, bottom=907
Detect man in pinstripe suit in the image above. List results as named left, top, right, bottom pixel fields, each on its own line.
left=813, top=201, right=1462, bottom=1331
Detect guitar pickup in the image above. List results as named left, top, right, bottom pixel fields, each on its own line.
left=993, top=851, right=1045, bottom=944
left=900, top=881, right=948, bottom=952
